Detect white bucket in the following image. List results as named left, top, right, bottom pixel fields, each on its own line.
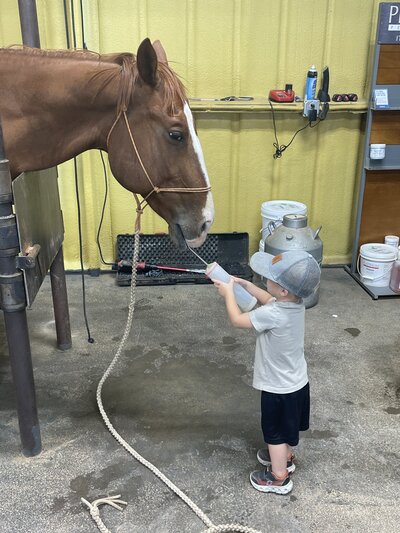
left=261, top=200, right=307, bottom=240
left=358, top=243, right=397, bottom=287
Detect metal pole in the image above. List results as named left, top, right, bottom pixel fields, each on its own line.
left=50, top=247, right=72, bottom=350
left=4, top=310, right=41, bottom=456
left=0, top=128, right=41, bottom=456
left=0, top=126, right=5, bottom=160
left=18, top=0, right=41, bottom=48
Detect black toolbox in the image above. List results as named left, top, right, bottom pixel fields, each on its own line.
left=116, top=232, right=253, bottom=286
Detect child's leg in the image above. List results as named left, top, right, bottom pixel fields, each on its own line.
left=268, top=443, right=291, bottom=478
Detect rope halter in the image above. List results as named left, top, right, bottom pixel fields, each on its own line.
left=107, top=107, right=211, bottom=231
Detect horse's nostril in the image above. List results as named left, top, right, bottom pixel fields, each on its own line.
left=201, top=221, right=208, bottom=233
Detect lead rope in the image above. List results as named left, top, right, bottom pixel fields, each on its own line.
left=81, top=200, right=262, bottom=533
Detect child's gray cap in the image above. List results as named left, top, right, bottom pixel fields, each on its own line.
left=250, top=250, right=321, bottom=298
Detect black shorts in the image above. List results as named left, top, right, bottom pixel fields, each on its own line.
left=261, top=383, right=310, bottom=447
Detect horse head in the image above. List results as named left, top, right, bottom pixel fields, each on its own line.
left=106, top=38, right=214, bottom=249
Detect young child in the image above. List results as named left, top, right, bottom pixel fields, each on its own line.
left=212, top=250, right=321, bottom=495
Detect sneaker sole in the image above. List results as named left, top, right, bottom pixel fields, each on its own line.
left=256, top=450, right=296, bottom=473
left=249, top=473, right=293, bottom=494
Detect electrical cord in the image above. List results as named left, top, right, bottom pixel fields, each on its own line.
left=96, top=150, right=114, bottom=266
left=310, top=118, right=322, bottom=128
left=70, top=0, right=77, bottom=50
left=64, top=0, right=94, bottom=343
left=73, top=158, right=94, bottom=343
left=80, top=0, right=87, bottom=50
left=269, top=99, right=315, bottom=158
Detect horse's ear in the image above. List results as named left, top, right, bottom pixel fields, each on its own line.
left=137, top=38, right=158, bottom=87
left=152, top=40, right=168, bottom=64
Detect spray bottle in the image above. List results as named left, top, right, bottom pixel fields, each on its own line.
left=305, top=65, right=318, bottom=100
left=206, top=262, right=257, bottom=312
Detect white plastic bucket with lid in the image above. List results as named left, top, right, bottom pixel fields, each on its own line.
left=358, top=243, right=397, bottom=287
left=261, top=200, right=307, bottom=241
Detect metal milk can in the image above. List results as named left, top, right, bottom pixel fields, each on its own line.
left=264, top=214, right=323, bottom=308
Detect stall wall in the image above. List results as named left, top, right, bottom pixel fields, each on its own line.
left=0, top=0, right=382, bottom=267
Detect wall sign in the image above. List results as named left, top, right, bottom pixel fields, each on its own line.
left=378, top=3, right=400, bottom=43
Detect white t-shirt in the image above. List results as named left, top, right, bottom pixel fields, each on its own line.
left=249, top=299, right=308, bottom=394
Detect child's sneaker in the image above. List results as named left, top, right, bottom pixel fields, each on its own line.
left=249, top=468, right=293, bottom=494
left=257, top=448, right=296, bottom=473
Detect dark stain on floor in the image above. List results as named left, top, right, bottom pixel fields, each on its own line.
left=345, top=328, right=360, bottom=337
left=384, top=407, right=400, bottom=415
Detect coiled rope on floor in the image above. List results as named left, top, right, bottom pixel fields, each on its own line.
left=82, top=229, right=262, bottom=533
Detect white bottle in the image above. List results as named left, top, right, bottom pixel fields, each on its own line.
left=206, top=262, right=257, bottom=312
left=384, top=235, right=399, bottom=250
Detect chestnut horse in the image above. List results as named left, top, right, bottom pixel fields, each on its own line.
left=0, top=38, right=214, bottom=247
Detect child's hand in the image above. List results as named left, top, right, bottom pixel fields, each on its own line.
left=213, top=277, right=234, bottom=298
left=232, top=276, right=250, bottom=289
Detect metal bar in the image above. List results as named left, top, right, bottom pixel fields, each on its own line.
left=0, top=123, right=41, bottom=456
left=4, top=310, right=41, bottom=456
left=50, top=247, right=72, bottom=351
left=18, top=0, right=41, bottom=48
left=0, top=129, right=5, bottom=160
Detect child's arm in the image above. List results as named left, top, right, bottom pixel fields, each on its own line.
left=213, top=278, right=253, bottom=329
left=232, top=277, right=274, bottom=305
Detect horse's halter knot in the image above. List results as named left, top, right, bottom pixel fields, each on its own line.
left=107, top=108, right=211, bottom=231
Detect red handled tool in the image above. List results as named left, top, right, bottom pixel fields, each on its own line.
left=118, top=260, right=206, bottom=274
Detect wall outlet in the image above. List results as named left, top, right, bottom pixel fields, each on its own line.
left=303, top=99, right=320, bottom=119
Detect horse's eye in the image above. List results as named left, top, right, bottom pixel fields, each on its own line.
left=169, top=131, right=184, bottom=143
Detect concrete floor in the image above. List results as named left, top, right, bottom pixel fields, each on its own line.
left=0, top=268, right=399, bottom=533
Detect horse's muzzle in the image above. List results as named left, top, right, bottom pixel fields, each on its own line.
left=171, top=223, right=209, bottom=250
left=185, top=234, right=207, bottom=248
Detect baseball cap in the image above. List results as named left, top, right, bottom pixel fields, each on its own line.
left=250, top=250, right=321, bottom=298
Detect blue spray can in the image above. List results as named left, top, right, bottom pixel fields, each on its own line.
left=305, top=65, right=318, bottom=100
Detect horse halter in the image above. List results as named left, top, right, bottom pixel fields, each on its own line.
left=106, top=108, right=211, bottom=231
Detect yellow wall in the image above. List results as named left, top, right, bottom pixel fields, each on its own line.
left=0, top=0, right=382, bottom=267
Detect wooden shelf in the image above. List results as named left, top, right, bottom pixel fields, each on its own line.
left=189, top=98, right=367, bottom=114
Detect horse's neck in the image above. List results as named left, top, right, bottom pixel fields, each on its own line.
left=0, top=52, right=119, bottom=176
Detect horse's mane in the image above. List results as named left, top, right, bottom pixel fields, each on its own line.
left=2, top=46, right=187, bottom=116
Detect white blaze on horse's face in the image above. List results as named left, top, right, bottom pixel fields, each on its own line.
left=183, top=103, right=214, bottom=247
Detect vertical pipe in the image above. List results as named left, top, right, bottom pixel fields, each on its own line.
left=50, top=247, right=72, bottom=350
left=4, top=310, right=41, bottom=456
left=0, top=123, right=41, bottom=456
left=0, top=125, right=5, bottom=160
left=18, top=0, right=41, bottom=48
